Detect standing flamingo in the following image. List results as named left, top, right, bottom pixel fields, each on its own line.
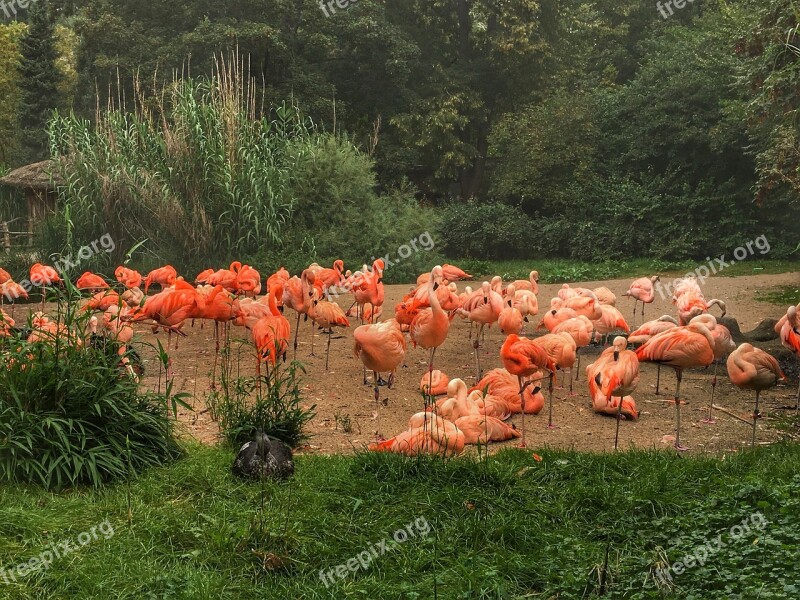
left=410, top=266, right=451, bottom=412
left=144, top=265, right=177, bottom=293
left=689, top=314, right=735, bottom=424
left=623, top=275, right=659, bottom=325
left=778, top=305, right=800, bottom=411
left=245, top=286, right=290, bottom=380
left=282, top=269, right=316, bottom=358
left=354, top=318, right=406, bottom=429
left=30, top=263, right=61, bottom=309
left=635, top=322, right=715, bottom=450
left=500, top=334, right=556, bottom=447
left=727, top=343, right=785, bottom=446
left=309, top=291, right=350, bottom=370
left=587, top=337, right=640, bottom=449
left=458, top=280, right=503, bottom=379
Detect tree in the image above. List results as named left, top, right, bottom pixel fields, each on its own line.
left=0, top=23, right=26, bottom=167
left=15, top=0, right=62, bottom=164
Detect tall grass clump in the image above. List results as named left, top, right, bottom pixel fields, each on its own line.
left=45, top=56, right=434, bottom=277
left=0, top=290, right=183, bottom=489
left=208, top=351, right=315, bottom=449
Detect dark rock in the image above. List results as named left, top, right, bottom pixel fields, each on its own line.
left=232, top=433, right=294, bottom=481
left=718, top=316, right=779, bottom=343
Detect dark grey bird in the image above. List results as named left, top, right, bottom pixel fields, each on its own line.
left=232, top=432, right=295, bottom=481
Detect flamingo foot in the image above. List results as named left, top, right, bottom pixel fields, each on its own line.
left=701, top=417, right=716, bottom=425
left=518, top=440, right=527, bottom=448
left=547, top=424, right=558, bottom=430
left=674, top=443, right=690, bottom=452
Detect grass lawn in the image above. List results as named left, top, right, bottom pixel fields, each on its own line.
left=1, top=444, right=799, bottom=599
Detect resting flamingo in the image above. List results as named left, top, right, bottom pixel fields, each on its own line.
left=115, top=266, right=143, bottom=289
left=635, top=322, right=715, bottom=450
left=777, top=305, right=800, bottom=411
left=144, top=265, right=177, bottom=293
left=623, top=275, right=659, bottom=324
left=689, top=314, right=735, bottom=424
left=727, top=343, right=785, bottom=446
left=410, top=266, right=450, bottom=411
left=586, top=336, right=640, bottom=449
left=500, top=334, right=556, bottom=447
left=282, top=269, right=316, bottom=358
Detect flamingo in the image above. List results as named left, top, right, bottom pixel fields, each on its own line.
left=420, top=370, right=450, bottom=396
left=244, top=286, right=290, bottom=380
left=144, top=265, right=177, bottom=293
left=592, top=287, right=616, bottom=306
left=553, top=315, right=598, bottom=383
left=314, top=260, right=345, bottom=297
left=30, top=263, right=61, bottom=309
left=458, top=281, right=503, bottom=378
left=369, top=412, right=465, bottom=457
left=471, top=368, right=544, bottom=415
left=410, top=266, right=450, bottom=411
left=727, top=343, right=785, bottom=446
left=586, top=336, right=640, bottom=449
left=353, top=318, right=406, bottom=424
left=498, top=283, right=524, bottom=335
left=689, top=314, right=735, bottom=424
left=500, top=334, right=556, bottom=446
left=0, top=308, right=14, bottom=337
left=0, top=268, right=10, bottom=285
left=635, top=322, right=716, bottom=450
left=623, top=275, right=659, bottom=324
left=532, top=332, right=577, bottom=418
left=282, top=269, right=316, bottom=358
left=114, top=266, right=143, bottom=289
left=76, top=272, right=109, bottom=292
left=778, top=305, right=800, bottom=411
left=309, top=290, right=350, bottom=370
left=510, top=270, right=539, bottom=295
left=628, top=314, right=679, bottom=394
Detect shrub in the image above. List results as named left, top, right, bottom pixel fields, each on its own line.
left=0, top=294, right=183, bottom=490
left=437, top=201, right=533, bottom=260
left=209, top=359, right=315, bottom=449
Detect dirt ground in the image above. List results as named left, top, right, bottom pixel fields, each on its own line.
left=41, top=271, right=800, bottom=455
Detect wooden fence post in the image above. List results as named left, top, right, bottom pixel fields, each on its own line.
left=1, top=221, right=10, bottom=253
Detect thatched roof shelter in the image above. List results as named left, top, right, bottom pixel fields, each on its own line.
left=0, top=160, right=64, bottom=249
left=0, top=160, right=64, bottom=191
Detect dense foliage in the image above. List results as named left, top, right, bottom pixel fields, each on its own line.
left=0, top=0, right=798, bottom=266
left=0, top=294, right=183, bottom=489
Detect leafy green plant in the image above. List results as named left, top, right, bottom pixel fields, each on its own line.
left=210, top=358, right=315, bottom=449
left=0, top=290, right=183, bottom=490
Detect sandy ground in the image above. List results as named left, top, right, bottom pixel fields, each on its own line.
left=86, top=270, right=797, bottom=457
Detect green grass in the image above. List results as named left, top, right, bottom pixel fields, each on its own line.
left=458, top=258, right=799, bottom=284
left=1, top=443, right=799, bottom=598
left=755, top=285, right=800, bottom=306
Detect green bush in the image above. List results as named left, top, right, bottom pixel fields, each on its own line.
left=0, top=293, right=183, bottom=490
left=437, top=201, right=532, bottom=260
left=209, top=360, right=315, bottom=449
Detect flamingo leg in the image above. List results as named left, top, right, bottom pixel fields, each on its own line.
left=674, top=368, right=688, bottom=451
left=575, top=349, right=581, bottom=381
left=795, top=371, right=800, bottom=414
left=293, top=311, right=301, bottom=359
left=655, top=364, right=662, bottom=395
left=518, top=375, right=526, bottom=448
left=310, top=322, right=316, bottom=357
left=547, top=372, right=556, bottom=429
left=473, top=338, right=481, bottom=381
left=325, top=328, right=332, bottom=371
left=703, top=362, right=718, bottom=424
left=613, top=396, right=624, bottom=450
left=752, top=389, right=761, bottom=447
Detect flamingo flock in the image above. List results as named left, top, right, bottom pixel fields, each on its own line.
left=0, top=259, right=797, bottom=455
